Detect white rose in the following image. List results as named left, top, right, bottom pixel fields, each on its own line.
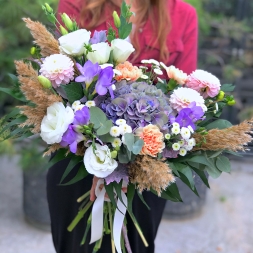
left=87, top=42, right=111, bottom=64
left=111, top=39, right=135, bottom=63
left=40, top=102, right=74, bottom=144
left=84, top=144, right=118, bottom=178
left=58, top=29, right=91, bottom=56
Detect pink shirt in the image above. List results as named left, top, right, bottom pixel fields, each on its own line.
left=57, top=0, right=198, bottom=74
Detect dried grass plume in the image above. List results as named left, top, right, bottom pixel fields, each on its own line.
left=128, top=155, right=175, bottom=196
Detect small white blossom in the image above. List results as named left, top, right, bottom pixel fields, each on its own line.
left=85, top=100, right=95, bottom=108
left=181, top=127, right=191, bottom=140
left=112, top=138, right=122, bottom=148
left=171, top=126, right=180, bottom=135
left=164, top=133, right=171, bottom=140
left=149, top=59, right=160, bottom=66
left=110, top=126, right=121, bottom=137
left=188, top=138, right=196, bottom=146
left=72, top=100, right=81, bottom=110
left=188, top=125, right=194, bottom=133
left=111, top=84, right=116, bottom=90
left=115, top=119, right=126, bottom=126
left=139, top=66, right=148, bottom=70
left=113, top=69, right=122, bottom=76
left=157, top=77, right=164, bottom=83
left=179, top=140, right=185, bottom=146
left=154, top=68, right=163, bottom=75
left=184, top=145, right=193, bottom=151
left=179, top=148, right=187, bottom=156
left=100, top=63, right=114, bottom=69
left=119, top=124, right=132, bottom=134
left=75, top=104, right=85, bottom=111
left=159, top=62, right=167, bottom=69
left=141, top=59, right=151, bottom=64
left=172, top=122, right=180, bottom=128
left=141, top=74, right=149, bottom=80
left=172, top=143, right=181, bottom=151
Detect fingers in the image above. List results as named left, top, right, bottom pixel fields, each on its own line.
left=90, top=176, right=99, bottom=201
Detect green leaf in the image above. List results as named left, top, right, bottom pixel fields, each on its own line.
left=0, top=115, right=27, bottom=135
left=220, top=83, right=235, bottom=92
left=0, top=87, right=26, bottom=102
left=137, top=191, right=150, bottom=210
left=61, top=82, right=84, bottom=104
left=205, top=119, right=232, bottom=130
left=96, top=120, right=112, bottom=135
left=60, top=156, right=83, bottom=183
left=176, top=165, right=195, bottom=190
left=99, top=133, right=115, bottom=143
left=132, top=139, right=144, bottom=155
left=113, top=181, right=127, bottom=209
left=191, top=168, right=210, bottom=188
left=166, top=183, right=182, bottom=202
left=205, top=164, right=222, bottom=179
left=118, top=146, right=131, bottom=163
left=61, top=163, right=88, bottom=185
left=156, top=82, right=168, bottom=93
left=118, top=21, right=132, bottom=39
left=43, top=149, right=69, bottom=171
left=124, top=133, right=135, bottom=152
left=216, top=156, right=231, bottom=173
left=107, top=27, right=116, bottom=43
left=178, top=172, right=199, bottom=196
left=207, top=150, right=223, bottom=158
left=152, top=188, right=181, bottom=202
left=167, top=162, right=180, bottom=177
left=127, top=183, right=135, bottom=213
left=104, top=183, right=117, bottom=208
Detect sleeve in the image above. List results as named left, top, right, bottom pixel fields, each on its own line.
left=173, top=6, right=198, bottom=75
left=57, top=0, right=81, bottom=21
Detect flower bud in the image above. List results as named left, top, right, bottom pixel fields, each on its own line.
left=113, top=11, right=121, bottom=28
left=30, top=47, right=36, bottom=55
left=44, top=3, right=53, bottom=14
left=61, top=13, right=74, bottom=31
left=110, top=150, right=118, bottom=159
left=60, top=25, right=68, bottom=35
left=217, top=91, right=225, bottom=101
left=38, top=75, right=52, bottom=88
left=227, top=100, right=236, bottom=106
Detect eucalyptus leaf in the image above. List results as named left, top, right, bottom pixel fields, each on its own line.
left=216, top=156, right=231, bottom=173
left=96, top=120, right=112, bottom=135
left=132, top=139, right=144, bottom=155
left=99, top=133, right=115, bottom=143
left=118, top=146, right=131, bottom=163
left=124, top=133, right=135, bottom=152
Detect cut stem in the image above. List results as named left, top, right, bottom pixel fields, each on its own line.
left=77, top=190, right=91, bottom=203
left=107, top=202, right=116, bottom=253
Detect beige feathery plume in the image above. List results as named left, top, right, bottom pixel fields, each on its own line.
left=193, top=118, right=253, bottom=152
left=128, top=155, right=175, bottom=196
left=15, top=61, right=62, bottom=133
left=43, top=144, right=62, bottom=157
left=23, top=18, right=59, bottom=57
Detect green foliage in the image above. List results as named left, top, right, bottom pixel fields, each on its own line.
left=62, top=82, right=84, bottom=104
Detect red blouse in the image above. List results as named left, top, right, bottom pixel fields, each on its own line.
left=57, top=0, right=198, bottom=75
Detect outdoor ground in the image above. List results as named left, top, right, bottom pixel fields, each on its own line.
left=0, top=156, right=252, bottom=253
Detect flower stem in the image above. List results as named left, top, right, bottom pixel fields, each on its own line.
left=122, top=224, right=132, bottom=253
left=77, top=190, right=90, bottom=203
left=107, top=202, right=116, bottom=253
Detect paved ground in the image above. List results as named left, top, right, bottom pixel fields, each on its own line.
left=0, top=155, right=253, bottom=253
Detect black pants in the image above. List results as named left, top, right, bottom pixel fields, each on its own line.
left=47, top=159, right=166, bottom=253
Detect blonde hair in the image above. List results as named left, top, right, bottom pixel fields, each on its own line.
left=79, top=0, right=171, bottom=61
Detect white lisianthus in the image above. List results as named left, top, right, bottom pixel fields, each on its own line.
left=171, top=126, right=180, bottom=135
left=172, top=143, right=181, bottom=151
left=84, top=144, right=118, bottom=178
left=87, top=42, right=111, bottom=64
left=40, top=102, right=74, bottom=144
left=110, top=126, right=121, bottom=137
left=111, top=39, right=135, bottom=63
left=181, top=127, right=191, bottom=140
left=119, top=124, right=132, bottom=134
left=85, top=100, right=96, bottom=108
left=112, top=138, right=122, bottom=148
left=59, top=29, right=91, bottom=56
left=179, top=148, right=187, bottom=156
left=115, top=119, right=126, bottom=126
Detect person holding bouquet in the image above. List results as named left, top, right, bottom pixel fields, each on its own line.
left=46, top=0, right=198, bottom=252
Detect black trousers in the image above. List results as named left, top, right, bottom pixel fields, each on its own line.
left=47, top=159, right=166, bottom=253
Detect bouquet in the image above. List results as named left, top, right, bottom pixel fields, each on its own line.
left=1, top=2, right=252, bottom=253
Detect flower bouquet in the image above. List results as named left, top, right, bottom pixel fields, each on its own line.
left=0, top=2, right=252, bottom=253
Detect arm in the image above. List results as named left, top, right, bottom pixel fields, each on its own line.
left=173, top=7, right=198, bottom=74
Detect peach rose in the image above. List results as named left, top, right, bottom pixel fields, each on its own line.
left=135, top=125, right=165, bottom=157
left=115, top=61, right=142, bottom=82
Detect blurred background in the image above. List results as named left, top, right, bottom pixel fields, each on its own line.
left=0, top=0, right=252, bottom=252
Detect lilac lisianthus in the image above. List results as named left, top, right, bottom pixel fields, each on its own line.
left=73, top=106, right=90, bottom=125
left=75, top=60, right=101, bottom=87
left=89, top=30, right=107, bottom=44
left=60, top=125, right=84, bottom=153
left=95, top=66, right=115, bottom=98
left=170, top=102, right=204, bottom=130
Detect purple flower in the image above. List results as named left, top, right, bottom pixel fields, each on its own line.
left=73, top=106, right=90, bottom=125
left=162, top=148, right=179, bottom=158
left=75, top=60, right=101, bottom=86
left=89, top=30, right=107, bottom=44
left=95, top=66, right=115, bottom=98
left=60, top=125, right=84, bottom=153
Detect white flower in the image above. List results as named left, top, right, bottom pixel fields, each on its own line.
left=59, top=29, right=91, bottom=56
left=172, top=143, right=181, bottom=151
left=141, top=59, right=151, bottom=64
left=188, top=125, right=194, bottom=133
left=149, top=59, right=160, bottom=66
left=179, top=140, right=185, bottom=146
left=188, top=138, right=196, bottom=146
left=72, top=100, right=81, bottom=110
left=85, top=100, right=95, bottom=108
left=111, top=39, right=135, bottom=63
left=141, top=74, right=149, bottom=80
left=172, top=122, right=180, bottom=128
left=87, top=42, right=111, bottom=64
left=181, top=127, right=191, bottom=140
left=119, top=124, right=132, bottom=134
left=154, top=68, right=163, bottom=75
left=184, top=145, right=193, bottom=151
left=83, top=144, right=118, bottom=178
left=115, top=119, right=126, bottom=126
left=111, top=84, right=116, bottom=90
left=159, top=62, right=167, bottom=69
left=157, top=77, right=164, bottom=83
left=75, top=104, right=85, bottom=111
left=179, top=148, right=187, bottom=156
left=110, top=126, right=121, bottom=137
left=40, top=102, right=74, bottom=144
left=164, top=133, right=171, bottom=140
left=139, top=66, right=148, bottom=70
left=113, top=69, right=122, bottom=76
left=100, top=63, right=114, bottom=69
left=171, top=126, right=180, bottom=135
left=112, top=138, right=122, bottom=148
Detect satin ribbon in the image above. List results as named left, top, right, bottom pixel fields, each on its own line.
left=90, top=179, right=128, bottom=253
left=90, top=179, right=127, bottom=253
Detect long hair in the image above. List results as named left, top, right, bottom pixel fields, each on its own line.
left=79, top=0, right=171, bottom=61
